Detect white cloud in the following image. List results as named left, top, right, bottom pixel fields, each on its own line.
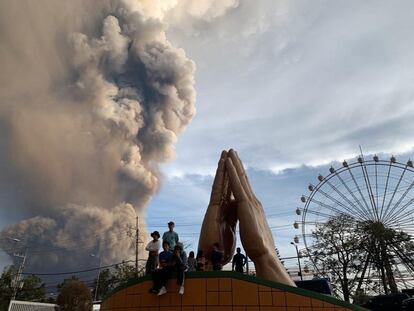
left=163, top=0, right=414, bottom=177
left=169, top=0, right=240, bottom=22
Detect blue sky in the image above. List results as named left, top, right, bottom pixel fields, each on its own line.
left=3, top=0, right=414, bottom=277
left=142, top=0, right=414, bottom=271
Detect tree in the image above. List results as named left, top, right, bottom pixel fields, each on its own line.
left=0, top=265, right=45, bottom=311
left=359, top=220, right=414, bottom=295
left=57, top=275, right=80, bottom=290
left=16, top=274, right=46, bottom=302
left=91, top=263, right=139, bottom=301
left=92, top=269, right=112, bottom=301
left=110, top=262, right=135, bottom=288
left=309, top=213, right=414, bottom=302
left=309, top=214, right=366, bottom=302
left=57, top=279, right=93, bottom=311
left=0, top=266, right=14, bottom=311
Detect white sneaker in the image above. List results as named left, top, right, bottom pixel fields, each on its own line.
left=179, top=286, right=184, bottom=295
left=157, top=286, right=167, bottom=296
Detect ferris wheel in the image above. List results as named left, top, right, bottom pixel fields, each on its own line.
left=295, top=154, right=414, bottom=294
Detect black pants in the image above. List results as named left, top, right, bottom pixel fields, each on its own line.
left=152, top=267, right=173, bottom=290
left=213, top=263, right=222, bottom=271
left=151, top=266, right=185, bottom=290
left=176, top=266, right=185, bottom=286
left=235, top=266, right=244, bottom=273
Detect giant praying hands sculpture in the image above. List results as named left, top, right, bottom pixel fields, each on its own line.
left=198, top=149, right=296, bottom=287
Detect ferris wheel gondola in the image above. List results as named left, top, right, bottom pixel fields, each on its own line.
left=295, top=154, right=414, bottom=294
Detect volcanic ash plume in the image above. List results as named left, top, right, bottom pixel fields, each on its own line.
left=0, top=0, right=195, bottom=271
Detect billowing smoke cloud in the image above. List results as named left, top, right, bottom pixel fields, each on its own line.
left=168, top=0, right=239, bottom=21
left=0, top=0, right=195, bottom=271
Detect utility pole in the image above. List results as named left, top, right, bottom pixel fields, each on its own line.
left=291, top=242, right=303, bottom=281
left=135, top=216, right=139, bottom=278
left=127, top=216, right=143, bottom=278
left=12, top=248, right=27, bottom=300
left=90, top=238, right=102, bottom=302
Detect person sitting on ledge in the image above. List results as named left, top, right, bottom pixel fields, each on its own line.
left=211, top=242, right=223, bottom=271
left=170, top=243, right=188, bottom=295
left=149, top=241, right=173, bottom=294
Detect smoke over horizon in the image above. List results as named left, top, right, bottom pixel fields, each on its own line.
left=0, top=0, right=196, bottom=271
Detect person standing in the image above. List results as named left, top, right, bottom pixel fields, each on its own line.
left=196, top=250, right=206, bottom=271
left=232, top=247, right=247, bottom=273
left=187, top=251, right=197, bottom=272
left=211, top=242, right=223, bottom=271
left=145, top=231, right=161, bottom=275
left=162, top=221, right=179, bottom=250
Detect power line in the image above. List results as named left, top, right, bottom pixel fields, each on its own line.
left=22, top=260, right=135, bottom=276
left=0, top=231, right=131, bottom=254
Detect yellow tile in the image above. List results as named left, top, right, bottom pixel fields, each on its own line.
left=207, top=278, right=219, bottom=291
left=112, top=291, right=126, bottom=307
left=182, top=279, right=207, bottom=305
left=125, top=295, right=135, bottom=308
left=207, top=291, right=219, bottom=305
left=207, top=307, right=233, bottom=311
left=259, top=291, right=272, bottom=306
left=310, top=299, right=323, bottom=307
left=232, top=279, right=259, bottom=305
left=272, top=292, right=286, bottom=306
left=258, top=285, right=272, bottom=292
left=167, top=279, right=180, bottom=292
left=194, top=307, right=207, bottom=311
left=260, top=308, right=287, bottom=311
left=126, top=283, right=142, bottom=295
left=158, top=293, right=171, bottom=306
left=285, top=293, right=311, bottom=307
left=286, top=307, right=300, bottom=311
left=160, top=307, right=181, bottom=311
left=323, top=302, right=336, bottom=308
left=170, top=292, right=182, bottom=306
left=182, top=307, right=194, bottom=311
left=233, top=307, right=246, bottom=311
left=219, top=291, right=232, bottom=305
left=132, top=294, right=141, bottom=307
left=140, top=290, right=159, bottom=307
left=219, top=278, right=232, bottom=291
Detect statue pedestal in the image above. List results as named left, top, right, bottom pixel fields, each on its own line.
left=101, top=271, right=366, bottom=311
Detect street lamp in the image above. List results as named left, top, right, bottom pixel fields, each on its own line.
left=7, top=237, right=21, bottom=243
left=290, top=242, right=303, bottom=281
